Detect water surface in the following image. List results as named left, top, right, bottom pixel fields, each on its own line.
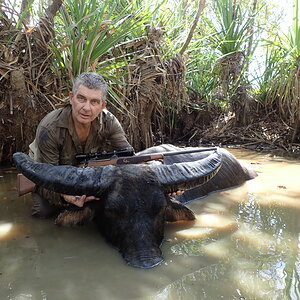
left=0, top=149, right=299, bottom=300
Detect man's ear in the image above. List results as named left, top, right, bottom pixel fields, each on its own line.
left=69, top=92, right=74, bottom=105
left=101, top=101, right=107, bottom=109
left=165, top=196, right=195, bottom=222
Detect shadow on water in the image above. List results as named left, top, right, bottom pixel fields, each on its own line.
left=0, top=149, right=299, bottom=300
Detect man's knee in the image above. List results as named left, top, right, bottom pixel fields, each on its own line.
left=31, top=193, right=59, bottom=218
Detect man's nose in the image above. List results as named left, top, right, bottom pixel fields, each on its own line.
left=82, top=100, right=92, bottom=110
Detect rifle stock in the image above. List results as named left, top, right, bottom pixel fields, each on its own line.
left=17, top=147, right=217, bottom=196
left=17, top=173, right=36, bottom=196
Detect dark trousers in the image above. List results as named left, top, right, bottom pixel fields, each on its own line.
left=31, top=192, right=59, bottom=218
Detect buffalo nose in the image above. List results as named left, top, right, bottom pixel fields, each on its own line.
left=124, top=251, right=164, bottom=269
left=129, top=256, right=164, bottom=269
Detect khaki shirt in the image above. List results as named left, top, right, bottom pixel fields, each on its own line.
left=29, top=104, right=130, bottom=206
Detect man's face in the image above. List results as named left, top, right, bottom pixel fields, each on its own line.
left=70, top=84, right=107, bottom=125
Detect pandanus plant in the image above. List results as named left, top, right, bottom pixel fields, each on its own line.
left=262, top=0, right=300, bottom=143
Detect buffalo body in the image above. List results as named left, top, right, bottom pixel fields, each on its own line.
left=13, top=144, right=256, bottom=268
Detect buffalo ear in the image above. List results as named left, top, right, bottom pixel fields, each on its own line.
left=165, top=197, right=195, bottom=222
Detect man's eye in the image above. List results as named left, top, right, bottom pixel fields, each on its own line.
left=77, top=96, right=85, bottom=102
left=91, top=99, right=101, bottom=106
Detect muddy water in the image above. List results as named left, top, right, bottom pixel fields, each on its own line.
left=0, top=149, right=299, bottom=300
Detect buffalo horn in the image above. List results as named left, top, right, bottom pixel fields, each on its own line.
left=151, top=150, right=222, bottom=194
left=13, top=152, right=113, bottom=196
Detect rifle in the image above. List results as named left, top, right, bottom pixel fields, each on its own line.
left=16, top=146, right=218, bottom=196
left=75, top=147, right=135, bottom=164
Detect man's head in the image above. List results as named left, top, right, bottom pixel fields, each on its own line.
left=70, top=72, right=107, bottom=126
left=72, top=72, right=108, bottom=97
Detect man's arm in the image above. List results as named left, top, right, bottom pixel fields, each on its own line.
left=105, top=111, right=131, bottom=149
left=33, top=125, right=68, bottom=206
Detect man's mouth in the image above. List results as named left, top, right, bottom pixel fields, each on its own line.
left=80, top=113, right=91, bottom=119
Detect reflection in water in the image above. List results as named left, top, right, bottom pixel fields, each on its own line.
left=0, top=149, right=299, bottom=300
left=0, top=222, right=13, bottom=239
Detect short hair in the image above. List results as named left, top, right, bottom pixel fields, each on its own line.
left=73, top=72, right=107, bottom=98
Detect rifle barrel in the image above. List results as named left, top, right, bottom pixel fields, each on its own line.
left=162, top=147, right=218, bottom=157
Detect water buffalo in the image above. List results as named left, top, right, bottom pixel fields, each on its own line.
left=13, top=144, right=257, bottom=269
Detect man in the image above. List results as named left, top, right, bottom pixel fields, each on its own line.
left=29, top=72, right=131, bottom=218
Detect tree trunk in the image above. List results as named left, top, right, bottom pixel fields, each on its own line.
left=34, top=0, right=64, bottom=49
left=43, top=0, right=64, bottom=23
left=245, top=0, right=258, bottom=72
left=21, top=0, right=31, bottom=26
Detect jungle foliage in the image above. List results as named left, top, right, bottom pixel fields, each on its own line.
left=0, top=0, right=299, bottom=163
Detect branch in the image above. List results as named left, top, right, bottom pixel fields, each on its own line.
left=43, top=0, right=64, bottom=23
left=179, top=0, right=206, bottom=56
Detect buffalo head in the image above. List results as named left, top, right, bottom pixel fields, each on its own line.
left=13, top=150, right=221, bottom=268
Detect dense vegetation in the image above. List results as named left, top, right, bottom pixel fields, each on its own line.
left=0, top=0, right=299, bottom=163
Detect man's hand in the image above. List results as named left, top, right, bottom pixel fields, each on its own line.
left=168, top=190, right=184, bottom=197
left=61, top=194, right=100, bottom=207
